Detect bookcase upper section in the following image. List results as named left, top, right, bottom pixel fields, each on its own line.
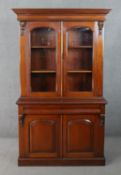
left=13, top=9, right=110, bottom=98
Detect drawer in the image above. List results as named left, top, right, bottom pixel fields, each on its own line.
left=19, top=104, right=103, bottom=115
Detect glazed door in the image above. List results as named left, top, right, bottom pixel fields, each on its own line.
left=63, top=115, right=104, bottom=158
left=25, top=22, right=61, bottom=97
left=63, top=22, right=98, bottom=97
left=23, top=115, right=61, bottom=158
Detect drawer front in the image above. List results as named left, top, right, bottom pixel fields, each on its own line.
left=20, top=103, right=102, bottom=115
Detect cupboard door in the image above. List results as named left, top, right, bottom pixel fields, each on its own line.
left=23, top=115, right=61, bottom=158
left=63, top=22, right=98, bottom=97
left=63, top=115, right=103, bottom=158
left=24, top=22, right=61, bottom=97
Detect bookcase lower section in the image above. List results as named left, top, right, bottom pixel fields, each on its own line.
left=18, top=157, right=105, bottom=166
left=17, top=97, right=106, bottom=166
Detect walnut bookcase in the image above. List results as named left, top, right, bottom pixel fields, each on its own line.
left=13, top=8, right=110, bottom=166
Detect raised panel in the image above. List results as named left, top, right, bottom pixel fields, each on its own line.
left=67, top=119, right=94, bottom=152
left=63, top=115, right=97, bottom=158
left=25, top=115, right=61, bottom=158
left=29, top=119, right=56, bottom=153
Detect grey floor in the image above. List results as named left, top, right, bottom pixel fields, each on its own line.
left=0, top=137, right=121, bottom=175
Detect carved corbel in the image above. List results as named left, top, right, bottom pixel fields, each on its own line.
left=19, top=114, right=25, bottom=127
left=98, top=21, right=104, bottom=35
left=20, top=21, right=26, bottom=36
left=100, top=114, right=105, bottom=126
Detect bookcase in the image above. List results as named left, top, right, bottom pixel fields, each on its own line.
left=13, top=8, right=110, bottom=166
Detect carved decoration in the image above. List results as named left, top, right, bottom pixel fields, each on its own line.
left=98, top=21, right=104, bottom=35
left=20, top=21, right=26, bottom=36
left=100, top=114, right=105, bottom=126
left=19, top=114, right=25, bottom=127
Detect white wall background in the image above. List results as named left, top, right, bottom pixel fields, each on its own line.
left=0, top=0, right=121, bottom=137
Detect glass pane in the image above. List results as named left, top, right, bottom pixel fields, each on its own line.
left=31, top=49, right=56, bottom=70
left=31, top=27, right=56, bottom=92
left=67, top=27, right=93, bottom=92
left=68, top=27, right=93, bottom=47
left=67, top=74, right=92, bottom=92
left=67, top=49, right=92, bottom=71
left=31, top=28, right=56, bottom=47
left=31, top=74, right=56, bottom=92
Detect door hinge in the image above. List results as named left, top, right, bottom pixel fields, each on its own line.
left=19, top=114, right=25, bottom=127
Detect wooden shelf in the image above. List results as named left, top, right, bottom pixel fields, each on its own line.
left=68, top=46, right=92, bottom=49
left=31, top=70, right=56, bottom=74
left=31, top=46, right=56, bottom=49
left=67, top=70, right=92, bottom=73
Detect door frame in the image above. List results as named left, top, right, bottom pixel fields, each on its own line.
left=24, top=22, right=62, bottom=97
left=63, top=21, right=98, bottom=97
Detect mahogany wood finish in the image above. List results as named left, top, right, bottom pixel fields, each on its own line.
left=13, top=8, right=110, bottom=166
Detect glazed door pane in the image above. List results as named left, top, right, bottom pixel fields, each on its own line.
left=26, top=22, right=61, bottom=97
left=31, top=28, right=56, bottom=92
left=63, top=22, right=97, bottom=97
